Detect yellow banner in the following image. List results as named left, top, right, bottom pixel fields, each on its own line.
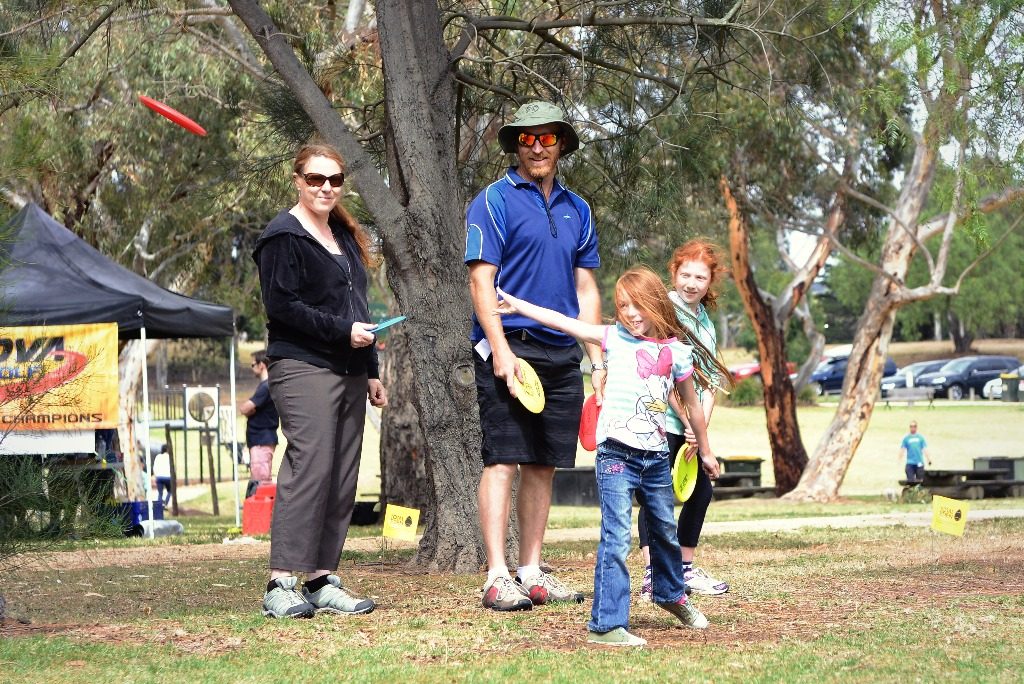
left=931, top=495, right=969, bottom=537
left=0, top=323, right=119, bottom=431
left=382, top=503, right=420, bottom=541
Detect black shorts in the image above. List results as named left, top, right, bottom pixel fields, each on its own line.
left=475, top=333, right=584, bottom=468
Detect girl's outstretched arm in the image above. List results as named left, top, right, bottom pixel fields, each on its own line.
left=495, top=288, right=607, bottom=345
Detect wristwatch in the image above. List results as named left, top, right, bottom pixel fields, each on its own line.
left=590, top=361, right=607, bottom=372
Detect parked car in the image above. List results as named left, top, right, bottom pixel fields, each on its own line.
left=914, top=355, right=1021, bottom=400
left=982, top=363, right=1024, bottom=399
left=880, top=359, right=950, bottom=398
left=728, top=360, right=797, bottom=382
left=811, top=355, right=897, bottom=395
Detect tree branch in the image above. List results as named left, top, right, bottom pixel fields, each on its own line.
left=183, top=23, right=275, bottom=84
left=226, top=0, right=401, bottom=224
left=917, top=185, right=1024, bottom=241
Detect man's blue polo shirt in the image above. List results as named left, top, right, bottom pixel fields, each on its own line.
left=465, top=167, right=600, bottom=346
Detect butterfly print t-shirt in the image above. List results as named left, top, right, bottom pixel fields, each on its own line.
left=596, top=323, right=694, bottom=452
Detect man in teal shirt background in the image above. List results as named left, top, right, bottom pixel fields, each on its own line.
left=900, top=421, right=931, bottom=482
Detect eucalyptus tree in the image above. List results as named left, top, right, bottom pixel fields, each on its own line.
left=788, top=0, right=1024, bottom=501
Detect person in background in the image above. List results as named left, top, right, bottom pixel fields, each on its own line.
left=254, top=143, right=386, bottom=619
left=900, top=421, right=931, bottom=482
left=239, top=349, right=279, bottom=497
left=151, top=444, right=172, bottom=507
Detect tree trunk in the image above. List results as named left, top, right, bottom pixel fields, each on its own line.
left=378, top=325, right=430, bottom=516
left=720, top=177, right=808, bottom=493
left=947, top=310, right=973, bottom=353
left=787, top=141, right=939, bottom=501
left=118, top=340, right=145, bottom=501
left=793, top=300, right=825, bottom=392
left=372, top=0, right=484, bottom=571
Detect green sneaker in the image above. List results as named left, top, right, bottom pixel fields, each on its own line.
left=656, top=596, right=709, bottom=629
left=303, top=574, right=375, bottom=615
left=262, top=576, right=315, bottom=619
left=587, top=627, right=647, bottom=647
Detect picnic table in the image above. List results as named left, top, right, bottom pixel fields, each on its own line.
left=901, top=467, right=1024, bottom=500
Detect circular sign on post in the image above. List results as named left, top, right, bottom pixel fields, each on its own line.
left=184, top=387, right=219, bottom=429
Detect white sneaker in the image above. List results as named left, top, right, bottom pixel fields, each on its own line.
left=684, top=567, right=729, bottom=596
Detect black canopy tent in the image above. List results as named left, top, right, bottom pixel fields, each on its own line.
left=1, top=203, right=233, bottom=337
left=0, top=203, right=242, bottom=532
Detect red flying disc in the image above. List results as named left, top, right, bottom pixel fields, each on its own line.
left=138, top=95, right=207, bottom=136
left=578, top=393, right=600, bottom=451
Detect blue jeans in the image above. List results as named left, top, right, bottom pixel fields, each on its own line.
left=905, top=463, right=925, bottom=482
left=589, top=439, right=687, bottom=634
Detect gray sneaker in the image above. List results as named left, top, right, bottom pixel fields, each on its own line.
left=303, top=574, right=375, bottom=615
left=587, top=627, right=647, bottom=647
left=516, top=571, right=585, bottom=605
left=656, top=596, right=709, bottom=629
left=262, top=576, right=315, bottom=619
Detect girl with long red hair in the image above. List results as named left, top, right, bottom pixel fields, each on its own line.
left=495, top=266, right=715, bottom=647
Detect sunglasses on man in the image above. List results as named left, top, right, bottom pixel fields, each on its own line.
left=517, top=132, right=560, bottom=148
left=301, top=172, right=346, bottom=188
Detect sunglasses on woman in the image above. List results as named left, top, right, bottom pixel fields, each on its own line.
left=517, top=132, right=560, bottom=148
left=301, top=172, right=346, bottom=188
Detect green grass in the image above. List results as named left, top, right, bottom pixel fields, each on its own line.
left=4, top=520, right=1022, bottom=683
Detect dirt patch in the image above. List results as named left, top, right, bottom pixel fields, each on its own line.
left=4, top=531, right=1023, bottom=654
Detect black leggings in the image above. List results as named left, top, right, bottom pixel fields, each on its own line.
left=637, top=432, right=714, bottom=550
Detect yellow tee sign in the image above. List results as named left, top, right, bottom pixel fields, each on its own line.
left=382, top=504, right=420, bottom=541
left=931, top=495, right=969, bottom=537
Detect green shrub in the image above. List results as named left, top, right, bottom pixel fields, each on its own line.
left=797, top=383, right=820, bottom=406
left=727, top=378, right=763, bottom=406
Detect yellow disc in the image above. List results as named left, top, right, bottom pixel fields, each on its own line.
left=513, top=358, right=545, bottom=413
left=672, top=445, right=699, bottom=503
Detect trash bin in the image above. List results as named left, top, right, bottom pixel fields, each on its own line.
left=718, top=455, right=764, bottom=487
left=242, top=483, right=276, bottom=535
left=1000, top=374, right=1020, bottom=402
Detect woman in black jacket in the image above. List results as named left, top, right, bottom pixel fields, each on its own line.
left=254, top=143, right=386, bottom=619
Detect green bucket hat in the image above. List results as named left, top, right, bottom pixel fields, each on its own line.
left=497, top=101, right=582, bottom=156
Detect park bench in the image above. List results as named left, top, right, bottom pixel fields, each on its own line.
left=884, top=386, right=935, bottom=408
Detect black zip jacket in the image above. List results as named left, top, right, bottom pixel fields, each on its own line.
left=253, top=209, right=378, bottom=378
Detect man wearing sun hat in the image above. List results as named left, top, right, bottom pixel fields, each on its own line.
left=465, top=101, right=605, bottom=611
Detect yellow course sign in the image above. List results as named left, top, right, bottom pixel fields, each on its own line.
left=382, top=504, right=421, bottom=541
left=931, top=495, right=969, bottom=537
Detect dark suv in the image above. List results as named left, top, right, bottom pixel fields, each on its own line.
left=914, top=355, right=1021, bottom=400
left=811, top=355, right=897, bottom=395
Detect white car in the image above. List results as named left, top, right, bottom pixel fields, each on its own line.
left=984, top=363, right=1024, bottom=399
